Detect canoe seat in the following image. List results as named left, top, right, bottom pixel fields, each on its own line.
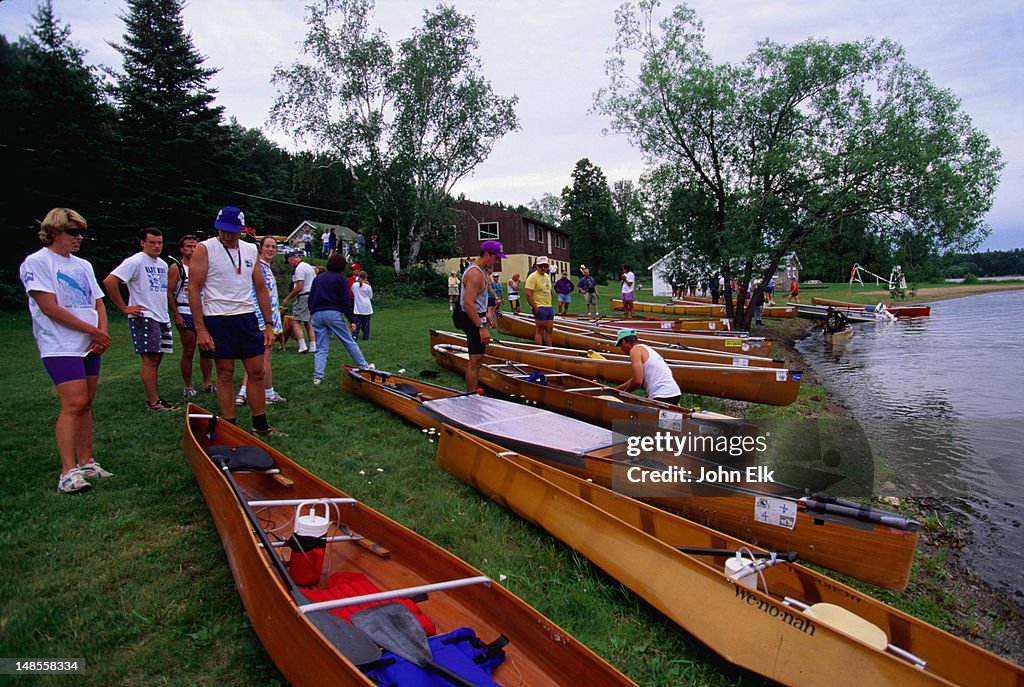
left=388, top=383, right=422, bottom=400
left=804, top=603, right=887, bottom=650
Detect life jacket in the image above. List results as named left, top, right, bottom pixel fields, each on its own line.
left=361, top=627, right=508, bottom=687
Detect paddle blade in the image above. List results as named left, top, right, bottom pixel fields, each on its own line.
left=351, top=602, right=432, bottom=667
left=292, top=588, right=382, bottom=666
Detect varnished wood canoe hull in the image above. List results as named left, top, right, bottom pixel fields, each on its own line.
left=547, top=314, right=776, bottom=356
left=430, top=343, right=738, bottom=429
left=561, top=313, right=732, bottom=330
left=342, top=371, right=916, bottom=589
left=824, top=324, right=855, bottom=344
left=496, top=313, right=783, bottom=367
left=437, top=427, right=1023, bottom=687
left=182, top=404, right=637, bottom=687
left=615, top=299, right=798, bottom=318
left=431, top=329, right=803, bottom=406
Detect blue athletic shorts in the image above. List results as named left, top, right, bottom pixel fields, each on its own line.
left=43, top=354, right=102, bottom=385
left=179, top=312, right=196, bottom=332
left=535, top=306, right=554, bottom=321
left=200, top=313, right=264, bottom=360
left=557, top=293, right=571, bottom=304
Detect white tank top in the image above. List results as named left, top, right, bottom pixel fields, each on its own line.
left=199, top=237, right=258, bottom=316
left=637, top=344, right=681, bottom=400
left=175, top=262, right=192, bottom=315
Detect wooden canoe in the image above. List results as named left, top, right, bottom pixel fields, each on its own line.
left=614, top=299, right=798, bottom=319
left=812, top=297, right=931, bottom=318
left=182, top=404, right=637, bottom=687
left=436, top=426, right=1023, bottom=686
left=824, top=323, right=855, bottom=344
left=546, top=313, right=777, bottom=356
left=795, top=303, right=893, bottom=322
left=559, top=313, right=733, bottom=331
left=431, top=329, right=803, bottom=406
left=430, top=343, right=739, bottom=429
left=496, top=312, right=783, bottom=367
left=341, top=374, right=918, bottom=590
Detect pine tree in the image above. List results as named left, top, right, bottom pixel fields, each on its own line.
left=110, top=0, right=229, bottom=232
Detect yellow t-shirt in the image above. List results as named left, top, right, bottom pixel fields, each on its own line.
left=525, top=270, right=552, bottom=307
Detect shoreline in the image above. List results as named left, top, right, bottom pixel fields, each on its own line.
left=766, top=315, right=1024, bottom=664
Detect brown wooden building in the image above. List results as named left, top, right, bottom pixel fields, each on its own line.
left=446, top=200, right=571, bottom=278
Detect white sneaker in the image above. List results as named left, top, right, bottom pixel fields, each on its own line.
left=312, top=377, right=323, bottom=385
left=78, top=461, right=114, bottom=479
left=58, top=468, right=91, bottom=494
left=235, top=394, right=246, bottom=407
left=265, top=391, right=287, bottom=403
left=308, top=342, right=316, bottom=353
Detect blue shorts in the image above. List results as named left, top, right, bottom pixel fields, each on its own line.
left=534, top=306, right=554, bottom=321
left=43, top=353, right=102, bottom=385
left=129, top=317, right=173, bottom=355
left=200, top=313, right=264, bottom=360
left=179, top=312, right=196, bottom=332
left=557, top=293, right=571, bottom=304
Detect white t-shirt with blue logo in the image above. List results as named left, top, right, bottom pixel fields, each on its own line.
left=110, top=252, right=170, bottom=323
left=20, top=247, right=103, bottom=358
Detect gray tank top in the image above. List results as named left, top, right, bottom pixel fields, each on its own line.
left=458, top=263, right=488, bottom=314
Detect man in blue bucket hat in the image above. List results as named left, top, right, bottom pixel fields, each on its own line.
left=614, top=328, right=682, bottom=405
left=187, top=206, right=286, bottom=437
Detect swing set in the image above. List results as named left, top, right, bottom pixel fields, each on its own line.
left=848, top=263, right=906, bottom=292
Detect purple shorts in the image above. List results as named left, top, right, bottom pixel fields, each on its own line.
left=43, top=354, right=102, bottom=385
left=178, top=312, right=196, bottom=332
left=534, top=306, right=554, bottom=321
left=200, top=313, right=264, bottom=360
left=621, top=292, right=634, bottom=302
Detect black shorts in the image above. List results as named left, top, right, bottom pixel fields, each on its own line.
left=200, top=313, right=264, bottom=360
left=452, top=308, right=487, bottom=355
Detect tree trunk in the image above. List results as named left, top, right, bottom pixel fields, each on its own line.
left=404, top=222, right=424, bottom=271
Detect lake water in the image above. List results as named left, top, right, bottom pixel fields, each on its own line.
left=796, top=290, right=1024, bottom=599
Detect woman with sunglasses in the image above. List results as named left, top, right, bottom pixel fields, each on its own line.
left=20, top=208, right=113, bottom=494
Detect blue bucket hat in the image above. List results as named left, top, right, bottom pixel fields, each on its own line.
left=214, top=206, right=245, bottom=233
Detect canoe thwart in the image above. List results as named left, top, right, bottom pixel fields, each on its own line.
left=298, top=576, right=493, bottom=614
left=248, top=497, right=358, bottom=508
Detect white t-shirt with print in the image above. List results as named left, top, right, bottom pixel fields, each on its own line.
left=110, top=252, right=170, bottom=323
left=20, top=247, right=103, bottom=357
left=292, top=261, right=317, bottom=295
left=621, top=271, right=636, bottom=295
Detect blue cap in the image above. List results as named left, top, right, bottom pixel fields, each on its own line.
left=214, top=206, right=245, bottom=233
left=616, top=328, right=638, bottom=345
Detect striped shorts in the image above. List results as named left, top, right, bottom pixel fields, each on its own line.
left=128, top=316, right=174, bottom=355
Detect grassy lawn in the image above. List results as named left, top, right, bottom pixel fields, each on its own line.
left=0, top=282, right=1016, bottom=685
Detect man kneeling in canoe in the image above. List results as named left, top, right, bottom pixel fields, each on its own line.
left=613, top=328, right=682, bottom=405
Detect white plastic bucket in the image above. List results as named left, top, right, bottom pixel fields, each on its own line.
left=294, top=501, right=330, bottom=537
left=725, top=554, right=758, bottom=591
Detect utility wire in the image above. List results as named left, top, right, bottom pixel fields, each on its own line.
left=230, top=190, right=347, bottom=215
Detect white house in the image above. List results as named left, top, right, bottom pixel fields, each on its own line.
left=649, top=249, right=801, bottom=297
left=283, top=221, right=357, bottom=252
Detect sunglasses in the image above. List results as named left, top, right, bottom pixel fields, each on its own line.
left=64, top=227, right=85, bottom=237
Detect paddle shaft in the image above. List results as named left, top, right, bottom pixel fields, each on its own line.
left=676, top=547, right=798, bottom=562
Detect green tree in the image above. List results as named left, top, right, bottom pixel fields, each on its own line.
left=527, top=193, right=564, bottom=226
left=595, top=1, right=1003, bottom=327
left=561, top=158, right=630, bottom=278
left=109, top=0, right=230, bottom=232
left=270, top=0, right=518, bottom=273
left=0, top=2, right=121, bottom=308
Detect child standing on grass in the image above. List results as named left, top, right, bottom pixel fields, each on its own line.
left=21, top=208, right=113, bottom=494
left=352, top=270, right=373, bottom=340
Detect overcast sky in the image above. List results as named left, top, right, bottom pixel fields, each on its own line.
left=2, top=0, right=1021, bottom=251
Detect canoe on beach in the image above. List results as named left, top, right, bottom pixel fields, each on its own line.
left=546, top=313, right=776, bottom=355
left=430, top=343, right=739, bottom=428
left=436, top=426, right=1024, bottom=687
left=431, top=329, right=803, bottom=406
left=495, top=312, right=783, bottom=368
left=341, top=371, right=919, bottom=590
left=182, top=404, right=637, bottom=687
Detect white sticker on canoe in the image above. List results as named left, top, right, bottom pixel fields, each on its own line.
left=741, top=342, right=750, bottom=351
left=732, top=357, right=749, bottom=367
left=755, top=496, right=797, bottom=529
left=661, top=321, right=673, bottom=329
left=776, top=370, right=789, bottom=382
left=658, top=410, right=684, bottom=432
left=708, top=323, right=715, bottom=329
